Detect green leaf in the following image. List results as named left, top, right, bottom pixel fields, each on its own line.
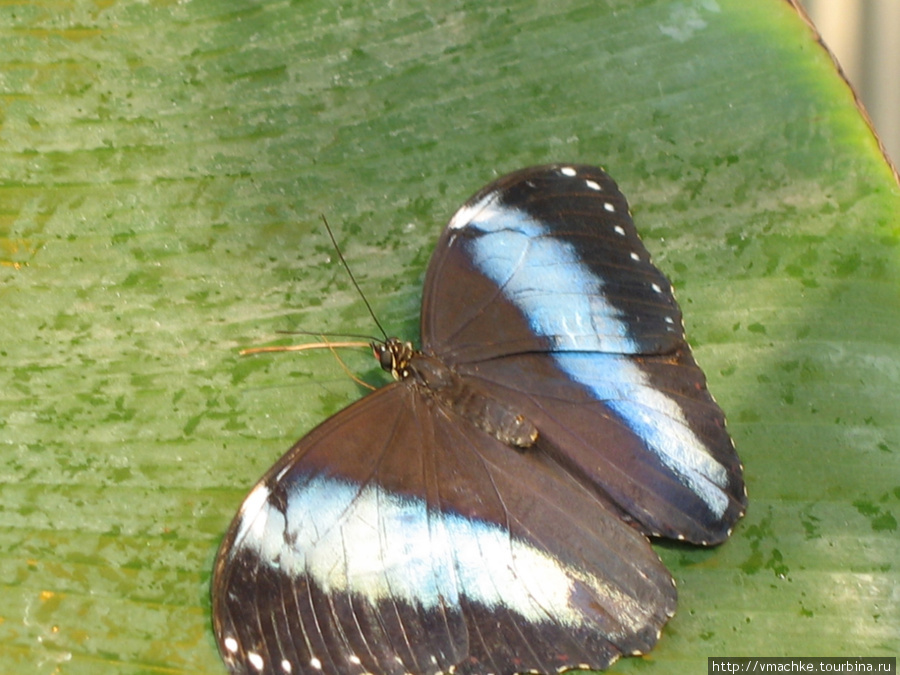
left=1, top=0, right=897, bottom=673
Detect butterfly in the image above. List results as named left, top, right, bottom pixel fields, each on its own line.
left=212, top=164, right=747, bottom=675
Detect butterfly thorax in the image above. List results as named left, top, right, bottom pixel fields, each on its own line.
left=373, top=337, right=538, bottom=449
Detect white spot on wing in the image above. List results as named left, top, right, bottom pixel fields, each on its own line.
left=224, top=636, right=239, bottom=653
left=232, top=483, right=272, bottom=555
left=282, top=659, right=293, bottom=673
left=310, top=657, right=323, bottom=670
left=585, top=179, right=601, bottom=191
left=604, top=202, right=615, bottom=212
left=248, top=651, right=265, bottom=671
left=614, top=225, right=625, bottom=235
left=448, top=192, right=501, bottom=231
left=560, top=166, right=577, bottom=176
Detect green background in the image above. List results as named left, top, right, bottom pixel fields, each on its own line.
left=1, top=0, right=897, bottom=673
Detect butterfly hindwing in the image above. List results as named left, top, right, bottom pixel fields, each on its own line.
left=213, top=375, right=676, bottom=675
left=457, top=349, right=744, bottom=544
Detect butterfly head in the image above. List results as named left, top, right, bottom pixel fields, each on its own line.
left=372, top=337, right=415, bottom=381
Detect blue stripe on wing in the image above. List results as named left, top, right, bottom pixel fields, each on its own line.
left=460, top=201, right=653, bottom=355
left=552, top=352, right=730, bottom=518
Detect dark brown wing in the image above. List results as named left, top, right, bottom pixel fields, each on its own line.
left=212, top=380, right=676, bottom=675
left=420, top=164, right=746, bottom=545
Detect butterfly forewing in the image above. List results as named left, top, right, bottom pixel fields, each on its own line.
left=214, top=385, right=470, bottom=675
left=213, top=375, right=676, bottom=675
left=422, top=165, right=682, bottom=364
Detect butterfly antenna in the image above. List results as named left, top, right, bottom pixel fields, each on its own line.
left=321, top=215, right=389, bottom=341
left=239, top=339, right=372, bottom=356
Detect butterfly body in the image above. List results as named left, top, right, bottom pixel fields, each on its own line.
left=376, top=338, right=539, bottom=449
left=213, top=164, right=746, bottom=675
